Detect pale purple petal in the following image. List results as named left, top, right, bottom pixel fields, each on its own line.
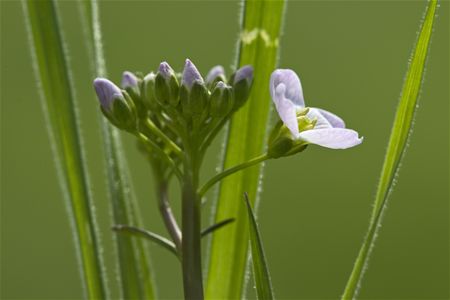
left=298, top=128, right=363, bottom=149
left=159, top=62, right=175, bottom=79
left=181, top=59, right=204, bottom=89
left=307, top=108, right=333, bottom=129
left=93, top=78, right=122, bottom=110
left=121, top=71, right=138, bottom=89
left=273, top=83, right=299, bottom=137
left=270, top=69, right=304, bottom=107
left=233, top=65, right=253, bottom=85
left=314, top=108, right=346, bottom=128
left=206, top=65, right=225, bottom=84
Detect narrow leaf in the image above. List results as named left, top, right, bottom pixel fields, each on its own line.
left=78, top=0, right=156, bottom=298
left=22, top=0, right=108, bottom=298
left=341, top=1, right=439, bottom=299
left=206, top=1, right=286, bottom=298
left=244, top=193, right=274, bottom=300
left=112, top=225, right=178, bottom=257
left=201, top=218, right=235, bottom=237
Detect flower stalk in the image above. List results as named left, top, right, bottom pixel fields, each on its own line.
left=181, top=140, right=204, bottom=300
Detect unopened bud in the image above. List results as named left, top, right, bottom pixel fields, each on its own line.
left=206, top=65, right=226, bottom=88
left=210, top=81, right=233, bottom=117
left=154, top=62, right=180, bottom=107
left=180, top=80, right=209, bottom=116
left=142, top=72, right=157, bottom=110
left=231, top=65, right=253, bottom=109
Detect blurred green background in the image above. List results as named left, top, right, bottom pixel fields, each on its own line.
left=1, top=1, right=448, bottom=299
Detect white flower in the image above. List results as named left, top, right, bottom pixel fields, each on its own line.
left=270, top=69, right=363, bottom=149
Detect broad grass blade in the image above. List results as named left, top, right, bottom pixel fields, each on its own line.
left=244, top=193, right=274, bottom=300
left=206, top=1, right=285, bottom=298
left=22, top=0, right=108, bottom=298
left=78, top=0, right=156, bottom=298
left=341, top=1, right=439, bottom=299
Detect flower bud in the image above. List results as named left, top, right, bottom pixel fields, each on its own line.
left=205, top=65, right=226, bottom=88
left=94, top=78, right=123, bottom=112
left=231, top=65, right=253, bottom=109
left=180, top=80, right=209, bottom=117
left=181, top=59, right=204, bottom=90
left=154, top=62, right=180, bottom=107
left=94, top=78, right=137, bottom=131
left=209, top=81, right=233, bottom=117
left=142, top=72, right=157, bottom=110
left=122, top=71, right=147, bottom=118
left=179, top=59, right=209, bottom=117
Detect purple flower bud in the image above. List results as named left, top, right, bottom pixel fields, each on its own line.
left=121, top=71, right=138, bottom=89
left=233, top=65, right=253, bottom=85
left=206, top=65, right=225, bottom=84
left=158, top=62, right=175, bottom=80
left=181, top=59, right=204, bottom=90
left=93, top=78, right=122, bottom=111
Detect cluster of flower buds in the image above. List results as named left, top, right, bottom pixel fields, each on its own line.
left=94, top=59, right=253, bottom=170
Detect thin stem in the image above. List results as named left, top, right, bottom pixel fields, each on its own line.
left=199, top=116, right=229, bottom=156
left=157, top=180, right=182, bottom=252
left=135, top=132, right=183, bottom=181
left=198, top=153, right=270, bottom=197
left=143, top=118, right=182, bottom=157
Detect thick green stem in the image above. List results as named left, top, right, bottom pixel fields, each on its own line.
left=181, top=148, right=204, bottom=300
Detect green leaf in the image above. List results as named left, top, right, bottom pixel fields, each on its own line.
left=112, top=225, right=178, bottom=257
left=78, top=0, right=156, bottom=298
left=206, top=1, right=285, bottom=298
left=22, top=0, right=108, bottom=298
left=201, top=218, right=235, bottom=237
left=341, top=1, right=439, bottom=299
left=244, top=193, right=274, bottom=300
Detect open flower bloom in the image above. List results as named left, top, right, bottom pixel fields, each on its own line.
left=270, top=69, right=362, bottom=149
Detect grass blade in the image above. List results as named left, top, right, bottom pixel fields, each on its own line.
left=22, top=0, right=108, bottom=298
left=341, top=1, right=439, bottom=299
left=244, top=193, right=274, bottom=300
left=78, top=0, right=156, bottom=298
left=206, top=1, right=285, bottom=298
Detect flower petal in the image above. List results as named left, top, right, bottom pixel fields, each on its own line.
left=298, top=128, right=363, bottom=149
left=181, top=59, right=204, bottom=89
left=273, top=83, right=299, bottom=137
left=233, top=65, right=253, bottom=85
left=315, top=108, right=345, bottom=128
left=206, top=65, right=225, bottom=84
left=270, top=69, right=305, bottom=107
left=121, top=71, right=138, bottom=89
left=93, top=78, right=122, bottom=110
left=158, top=61, right=175, bottom=80
left=307, top=108, right=333, bottom=129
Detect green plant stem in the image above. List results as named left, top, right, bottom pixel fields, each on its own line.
left=157, top=180, right=182, bottom=252
left=181, top=142, right=204, bottom=300
left=143, top=118, right=182, bottom=157
left=136, top=132, right=183, bottom=180
left=199, top=153, right=269, bottom=197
